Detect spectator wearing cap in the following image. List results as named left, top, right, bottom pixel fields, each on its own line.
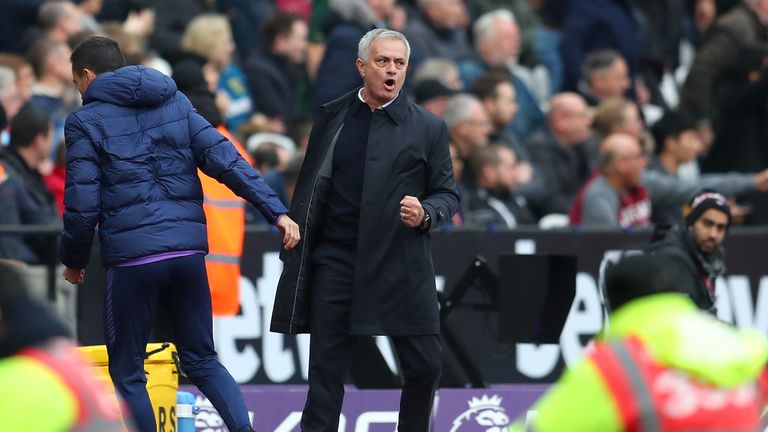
left=413, top=79, right=458, bottom=116
left=646, top=190, right=732, bottom=312
left=411, top=58, right=461, bottom=116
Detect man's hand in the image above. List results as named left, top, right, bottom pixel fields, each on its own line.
left=400, top=195, right=425, bottom=228
left=752, top=169, right=768, bottom=191
left=63, top=267, right=84, bottom=284
left=275, top=214, right=301, bottom=250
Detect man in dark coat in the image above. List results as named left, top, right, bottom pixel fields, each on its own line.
left=272, top=28, right=458, bottom=431
left=0, top=103, right=59, bottom=265
left=647, top=190, right=731, bottom=313
left=59, top=36, right=300, bottom=432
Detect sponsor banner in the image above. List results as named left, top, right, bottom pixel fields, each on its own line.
left=179, top=385, right=547, bottom=431
left=79, top=231, right=768, bottom=385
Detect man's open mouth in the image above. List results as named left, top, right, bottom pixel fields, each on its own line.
left=384, top=79, right=396, bottom=90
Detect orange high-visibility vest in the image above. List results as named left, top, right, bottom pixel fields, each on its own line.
left=199, top=126, right=253, bottom=316
left=591, top=336, right=763, bottom=432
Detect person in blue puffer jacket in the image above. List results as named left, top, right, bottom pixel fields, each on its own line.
left=58, top=36, right=300, bottom=432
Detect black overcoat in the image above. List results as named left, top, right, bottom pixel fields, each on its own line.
left=270, top=89, right=459, bottom=335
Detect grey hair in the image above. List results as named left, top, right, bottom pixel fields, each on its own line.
left=357, top=28, right=411, bottom=62
left=443, top=94, right=482, bottom=130
left=413, top=58, right=458, bottom=86
left=473, top=9, right=516, bottom=48
left=0, top=67, right=16, bottom=100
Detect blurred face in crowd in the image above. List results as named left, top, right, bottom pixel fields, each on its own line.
left=59, top=2, right=83, bottom=38
left=618, top=103, right=644, bottom=138
left=1, top=80, right=22, bottom=119
left=423, top=0, right=465, bottom=29
left=666, top=129, right=703, bottom=164
left=605, top=134, right=646, bottom=187
left=489, top=146, right=518, bottom=193
left=15, top=64, right=34, bottom=101
left=591, top=58, right=630, bottom=100
left=357, top=37, right=408, bottom=108
left=457, top=101, right=492, bottom=150
left=690, top=209, right=728, bottom=253
left=478, top=18, right=520, bottom=66
left=51, top=43, right=73, bottom=85
left=485, top=81, right=517, bottom=129
left=367, top=0, right=396, bottom=21
left=276, top=19, right=309, bottom=64
left=551, top=94, right=592, bottom=145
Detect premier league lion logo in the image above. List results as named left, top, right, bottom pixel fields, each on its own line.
left=449, top=394, right=511, bottom=432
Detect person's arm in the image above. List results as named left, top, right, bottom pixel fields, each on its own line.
left=642, top=170, right=757, bottom=209
left=58, top=115, right=101, bottom=270
left=419, top=121, right=460, bottom=230
left=187, top=109, right=288, bottom=223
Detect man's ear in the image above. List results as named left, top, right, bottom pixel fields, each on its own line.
left=84, top=68, right=97, bottom=83
left=355, top=58, right=365, bottom=78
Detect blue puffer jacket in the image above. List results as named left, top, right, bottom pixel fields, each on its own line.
left=59, top=65, right=287, bottom=268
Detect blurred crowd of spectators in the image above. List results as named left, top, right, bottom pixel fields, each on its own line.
left=2, top=0, right=768, bottom=249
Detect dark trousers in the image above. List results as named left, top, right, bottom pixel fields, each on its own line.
left=300, top=244, right=442, bottom=432
left=105, top=254, right=252, bottom=432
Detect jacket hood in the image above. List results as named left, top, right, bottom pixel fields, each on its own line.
left=607, top=293, right=768, bottom=387
left=83, top=65, right=177, bottom=108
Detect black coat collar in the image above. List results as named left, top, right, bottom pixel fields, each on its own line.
left=321, top=87, right=408, bottom=125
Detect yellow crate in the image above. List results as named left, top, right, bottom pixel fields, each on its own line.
left=79, top=342, right=179, bottom=431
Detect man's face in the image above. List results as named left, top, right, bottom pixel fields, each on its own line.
left=460, top=103, right=492, bottom=149
left=480, top=18, right=520, bottom=66
left=36, top=124, right=54, bottom=163
left=613, top=136, right=647, bottom=186
left=554, top=98, right=592, bottom=144
left=356, top=37, right=408, bottom=107
left=425, top=0, right=465, bottom=29
left=691, top=209, right=729, bottom=253
left=619, top=104, right=644, bottom=138
left=1, top=81, right=22, bottom=119
left=60, top=2, right=83, bottom=37
left=52, top=44, right=73, bottom=84
left=280, top=20, right=309, bottom=64
left=493, top=146, right=518, bottom=193
left=592, top=58, right=630, bottom=99
left=487, top=82, right=517, bottom=129
left=669, top=130, right=703, bottom=164
left=72, top=67, right=91, bottom=97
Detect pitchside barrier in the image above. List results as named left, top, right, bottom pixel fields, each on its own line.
left=8, top=226, right=768, bottom=430
left=3, top=225, right=767, bottom=385
left=69, top=228, right=768, bottom=387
